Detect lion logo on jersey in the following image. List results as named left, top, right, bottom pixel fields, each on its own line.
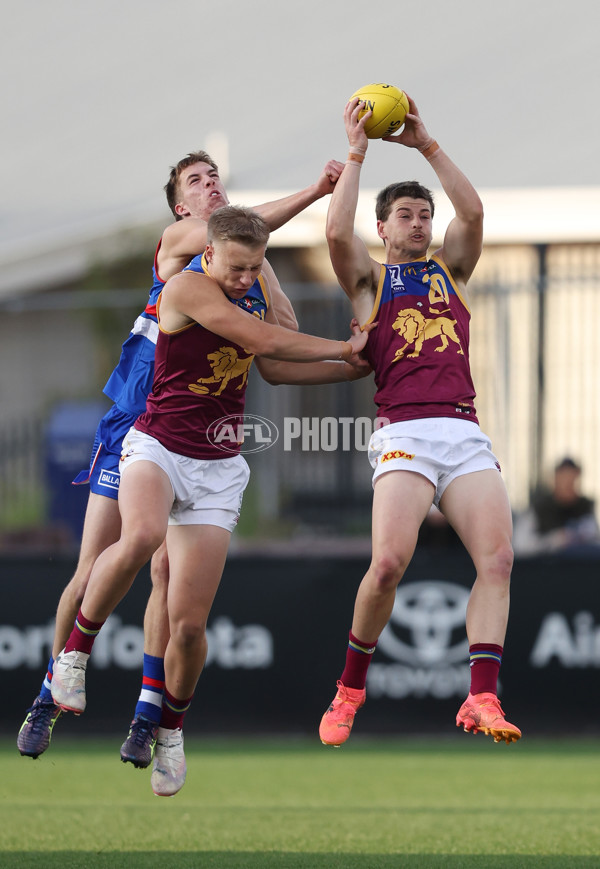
left=391, top=308, right=464, bottom=362
left=189, top=347, right=254, bottom=396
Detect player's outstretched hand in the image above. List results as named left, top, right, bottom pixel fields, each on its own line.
left=344, top=98, right=370, bottom=153
left=381, top=93, right=432, bottom=151
left=345, top=318, right=377, bottom=365
left=317, top=159, right=346, bottom=196
left=344, top=318, right=373, bottom=380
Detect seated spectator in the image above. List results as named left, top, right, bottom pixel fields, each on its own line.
left=512, top=457, right=600, bottom=556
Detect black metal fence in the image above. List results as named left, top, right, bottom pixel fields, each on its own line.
left=0, top=417, right=45, bottom=536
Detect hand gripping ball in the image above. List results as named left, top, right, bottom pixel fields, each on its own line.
left=348, top=83, right=409, bottom=139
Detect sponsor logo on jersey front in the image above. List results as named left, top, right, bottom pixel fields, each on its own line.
left=388, top=264, right=406, bottom=293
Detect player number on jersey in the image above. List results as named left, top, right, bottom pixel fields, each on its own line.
left=424, top=273, right=449, bottom=306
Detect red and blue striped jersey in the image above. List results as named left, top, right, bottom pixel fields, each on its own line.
left=102, top=239, right=165, bottom=416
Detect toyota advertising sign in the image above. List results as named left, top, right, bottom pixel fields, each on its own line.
left=1, top=550, right=599, bottom=737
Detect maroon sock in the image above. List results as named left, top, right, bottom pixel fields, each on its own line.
left=469, top=643, right=503, bottom=695
left=160, top=688, right=193, bottom=730
left=64, top=608, right=105, bottom=655
left=340, top=631, right=378, bottom=690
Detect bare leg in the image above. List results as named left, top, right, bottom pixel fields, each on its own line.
left=120, top=537, right=172, bottom=769
left=440, top=469, right=513, bottom=645
left=442, top=470, right=520, bottom=741
left=18, top=492, right=122, bottom=758
left=52, top=493, right=122, bottom=657
left=143, top=539, right=170, bottom=657
left=319, top=470, right=434, bottom=748
left=163, top=524, right=231, bottom=700
left=351, top=470, right=434, bottom=641
left=80, top=461, right=173, bottom=624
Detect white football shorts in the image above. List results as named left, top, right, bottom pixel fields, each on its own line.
left=368, top=417, right=501, bottom=507
left=120, top=428, right=250, bottom=532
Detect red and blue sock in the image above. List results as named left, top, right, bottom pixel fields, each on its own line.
left=469, top=643, right=503, bottom=695
left=159, top=688, right=193, bottom=731
left=39, top=656, right=54, bottom=702
left=340, top=630, right=378, bottom=690
left=134, top=654, right=165, bottom=725
left=64, top=609, right=105, bottom=655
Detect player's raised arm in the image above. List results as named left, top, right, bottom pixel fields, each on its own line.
left=156, top=159, right=346, bottom=283
left=326, top=99, right=380, bottom=317
left=254, top=160, right=345, bottom=231
left=158, top=218, right=209, bottom=276
left=383, top=94, right=484, bottom=287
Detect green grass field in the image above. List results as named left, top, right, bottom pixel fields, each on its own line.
left=2, top=735, right=599, bottom=868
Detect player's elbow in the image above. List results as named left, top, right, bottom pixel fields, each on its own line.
left=466, top=198, right=484, bottom=226
left=325, top=235, right=353, bottom=281
left=280, top=312, right=299, bottom=332
left=260, top=369, right=284, bottom=386
left=325, top=221, right=349, bottom=249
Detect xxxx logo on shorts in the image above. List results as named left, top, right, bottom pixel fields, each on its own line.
left=380, top=449, right=415, bottom=463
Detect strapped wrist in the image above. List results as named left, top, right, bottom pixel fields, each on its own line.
left=419, top=139, right=440, bottom=159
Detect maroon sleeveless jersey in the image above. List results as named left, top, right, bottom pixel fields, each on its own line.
left=363, top=256, right=478, bottom=425
left=135, top=264, right=269, bottom=459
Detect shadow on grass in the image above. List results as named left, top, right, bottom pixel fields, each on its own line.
left=3, top=853, right=599, bottom=868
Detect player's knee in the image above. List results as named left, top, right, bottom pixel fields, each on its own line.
left=149, top=540, right=169, bottom=591
left=370, top=552, right=408, bottom=591
left=120, top=527, right=163, bottom=569
left=170, top=616, right=206, bottom=651
left=483, top=541, right=514, bottom=585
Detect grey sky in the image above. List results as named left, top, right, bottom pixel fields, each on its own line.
left=2, top=0, right=598, bottom=249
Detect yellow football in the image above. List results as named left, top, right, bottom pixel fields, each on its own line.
left=348, top=83, right=409, bottom=139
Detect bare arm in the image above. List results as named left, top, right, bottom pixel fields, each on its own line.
left=154, top=161, right=344, bottom=285
left=160, top=271, right=369, bottom=363
left=326, top=101, right=380, bottom=323
left=383, top=94, right=484, bottom=287
left=157, top=219, right=208, bottom=281
left=256, top=318, right=372, bottom=384
left=255, top=356, right=371, bottom=385
left=261, top=258, right=298, bottom=331
left=254, top=160, right=345, bottom=231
